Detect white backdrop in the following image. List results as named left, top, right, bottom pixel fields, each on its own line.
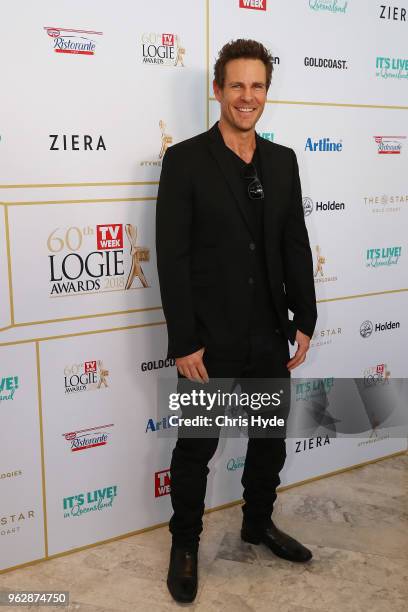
left=0, top=0, right=407, bottom=572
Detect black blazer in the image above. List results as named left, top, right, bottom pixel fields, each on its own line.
left=156, top=122, right=317, bottom=359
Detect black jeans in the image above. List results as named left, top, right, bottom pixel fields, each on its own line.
left=168, top=331, right=291, bottom=549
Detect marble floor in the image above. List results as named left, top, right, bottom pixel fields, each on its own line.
left=1, top=453, right=407, bottom=611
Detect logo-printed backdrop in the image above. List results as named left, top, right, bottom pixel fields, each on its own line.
left=0, top=0, right=407, bottom=571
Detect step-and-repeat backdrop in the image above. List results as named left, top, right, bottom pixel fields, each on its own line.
left=1, top=0, right=407, bottom=571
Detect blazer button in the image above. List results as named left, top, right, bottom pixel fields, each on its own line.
left=249, top=242, right=256, bottom=251
left=248, top=277, right=254, bottom=285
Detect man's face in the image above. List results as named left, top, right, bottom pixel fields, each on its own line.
left=213, top=58, right=268, bottom=132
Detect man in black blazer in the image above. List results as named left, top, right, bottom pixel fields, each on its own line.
left=156, top=39, right=317, bottom=603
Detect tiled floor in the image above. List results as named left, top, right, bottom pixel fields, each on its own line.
left=1, top=453, right=407, bottom=611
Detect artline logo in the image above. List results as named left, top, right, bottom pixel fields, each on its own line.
left=63, top=485, right=118, bottom=518
left=239, top=0, right=267, bottom=10
left=313, top=245, right=338, bottom=283
left=145, top=415, right=176, bottom=433
left=141, top=120, right=173, bottom=167
left=260, top=132, right=274, bottom=142
left=64, top=360, right=109, bottom=394
left=304, top=56, right=348, bottom=69
left=305, top=137, right=343, bottom=152
left=226, top=456, right=245, bottom=471
left=141, top=33, right=186, bottom=66
left=295, top=435, right=331, bottom=452
left=49, top=134, right=106, bottom=151
left=365, top=246, right=402, bottom=267
left=360, top=320, right=400, bottom=338
left=0, top=470, right=22, bottom=482
left=379, top=5, right=407, bottom=21
left=48, top=223, right=150, bottom=296
left=376, top=56, right=408, bottom=79
left=141, top=358, right=175, bottom=372
left=373, top=135, right=406, bottom=154
left=155, top=469, right=171, bottom=497
left=303, top=197, right=345, bottom=216
left=363, top=193, right=408, bottom=214
left=62, top=423, right=114, bottom=451
left=363, top=363, right=390, bottom=387
left=309, top=0, right=348, bottom=13
left=0, top=510, right=34, bottom=538
left=0, top=376, right=19, bottom=402
left=311, top=327, right=342, bottom=348
left=44, top=27, right=103, bottom=56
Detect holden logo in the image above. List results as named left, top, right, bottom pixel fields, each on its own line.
left=302, top=197, right=313, bottom=216
left=360, top=320, right=373, bottom=338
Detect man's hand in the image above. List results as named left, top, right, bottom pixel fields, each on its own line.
left=287, top=330, right=310, bottom=371
left=176, top=347, right=209, bottom=383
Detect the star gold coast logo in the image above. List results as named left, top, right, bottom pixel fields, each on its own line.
left=141, top=120, right=173, bottom=167
left=363, top=193, right=408, bottom=214
left=48, top=223, right=150, bottom=296
left=64, top=360, right=109, bottom=394
left=313, top=245, right=338, bottom=283
left=141, top=32, right=186, bottom=66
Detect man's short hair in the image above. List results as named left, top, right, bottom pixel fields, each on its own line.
left=214, top=39, right=274, bottom=90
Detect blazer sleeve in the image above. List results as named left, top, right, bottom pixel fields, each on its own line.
left=282, top=149, right=318, bottom=342
left=155, top=145, right=202, bottom=359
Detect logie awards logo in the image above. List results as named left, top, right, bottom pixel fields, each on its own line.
left=141, top=33, right=186, bottom=66
left=64, top=360, right=109, bottom=394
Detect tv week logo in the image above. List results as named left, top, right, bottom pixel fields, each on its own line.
left=155, top=469, right=171, bottom=497
left=96, top=224, right=123, bottom=250
left=239, top=0, right=267, bottom=10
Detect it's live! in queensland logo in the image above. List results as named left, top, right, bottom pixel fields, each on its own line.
left=0, top=375, right=19, bottom=402
left=63, top=485, right=118, bottom=518
left=48, top=223, right=150, bottom=296
left=44, top=27, right=103, bottom=56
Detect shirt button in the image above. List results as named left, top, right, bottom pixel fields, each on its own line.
left=248, top=277, right=254, bottom=285
left=249, top=242, right=256, bottom=251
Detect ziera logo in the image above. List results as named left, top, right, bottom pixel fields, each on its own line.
left=141, top=32, right=186, bottom=66
left=44, top=27, right=103, bottom=56
left=305, top=137, right=343, bottom=152
left=379, top=5, right=407, bottom=21
left=0, top=376, right=19, bottom=402
left=49, top=134, right=106, bottom=151
left=155, top=469, right=171, bottom=497
left=239, top=0, right=267, bottom=10
left=373, top=135, right=406, bottom=154
left=62, top=423, right=114, bottom=451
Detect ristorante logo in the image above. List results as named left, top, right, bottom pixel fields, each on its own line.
left=48, top=223, right=150, bottom=296
left=360, top=320, right=400, bottom=338
left=365, top=246, right=402, bottom=267
left=376, top=56, right=408, bottom=79
left=363, top=193, right=408, bottom=214
left=309, top=0, right=348, bottom=12
left=62, top=423, right=114, bottom=451
left=239, top=0, right=267, bottom=10
left=64, top=360, right=109, bottom=394
left=303, top=197, right=345, bottom=216
left=379, top=5, right=407, bottom=21
left=63, top=485, right=118, bottom=518
left=305, top=137, right=343, bottom=152
left=0, top=376, right=19, bottom=402
left=44, top=27, right=103, bottom=56
left=141, top=33, right=186, bottom=66
left=49, top=134, right=106, bottom=151
left=373, top=135, right=406, bottom=154
left=155, top=469, right=171, bottom=497
left=1, top=510, right=35, bottom=538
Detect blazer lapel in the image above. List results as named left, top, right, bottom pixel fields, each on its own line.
left=255, top=131, right=278, bottom=232
left=207, top=123, right=256, bottom=238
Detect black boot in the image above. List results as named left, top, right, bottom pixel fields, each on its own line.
left=241, top=520, right=312, bottom=562
left=167, top=545, right=198, bottom=603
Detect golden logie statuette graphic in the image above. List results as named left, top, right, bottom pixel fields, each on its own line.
left=125, top=224, right=150, bottom=289
left=314, top=245, right=326, bottom=278
left=96, top=360, right=109, bottom=389
left=159, top=120, right=173, bottom=159
left=174, top=35, right=185, bottom=67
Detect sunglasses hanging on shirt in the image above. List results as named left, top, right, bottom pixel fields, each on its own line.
left=242, top=162, right=264, bottom=200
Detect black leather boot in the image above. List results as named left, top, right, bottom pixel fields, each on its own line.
left=241, top=520, right=312, bottom=562
left=167, top=545, right=198, bottom=603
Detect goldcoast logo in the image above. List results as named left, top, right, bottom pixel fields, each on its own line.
left=44, top=27, right=103, bottom=56
left=376, top=56, right=408, bottom=79
left=64, top=360, right=109, bottom=394
left=141, top=33, right=185, bottom=67
left=0, top=376, right=19, bottom=402
left=48, top=223, right=150, bottom=296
